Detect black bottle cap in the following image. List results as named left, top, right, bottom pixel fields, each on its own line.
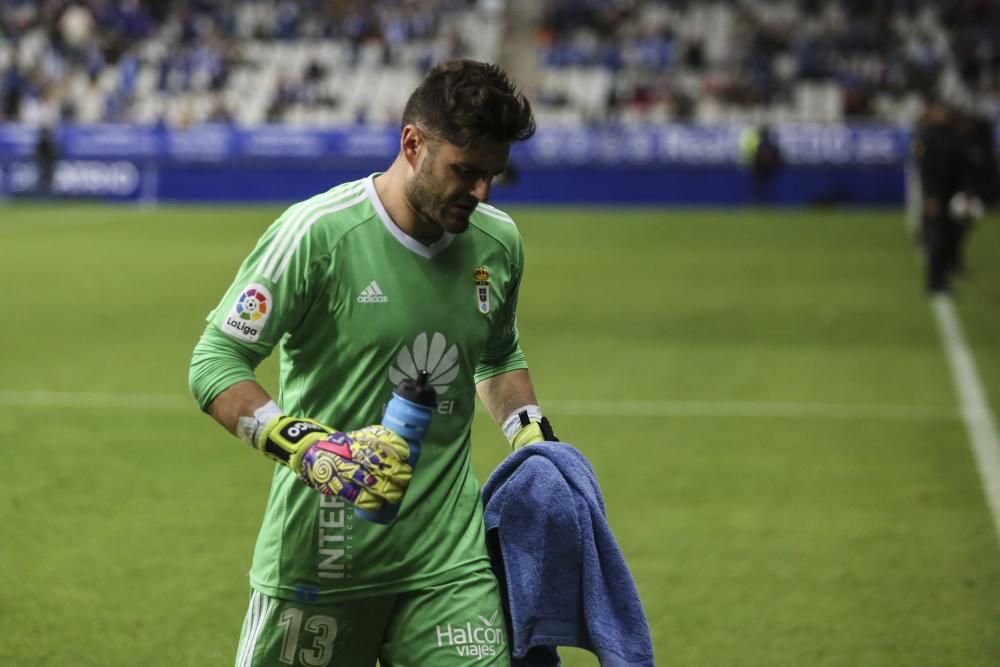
left=395, top=370, right=438, bottom=407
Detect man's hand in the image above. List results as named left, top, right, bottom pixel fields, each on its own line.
left=299, top=426, right=413, bottom=511
left=256, top=416, right=412, bottom=513
left=510, top=413, right=557, bottom=450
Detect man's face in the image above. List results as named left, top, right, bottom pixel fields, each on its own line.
left=405, top=134, right=510, bottom=236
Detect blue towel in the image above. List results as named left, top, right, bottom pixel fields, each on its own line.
left=481, top=442, right=655, bottom=667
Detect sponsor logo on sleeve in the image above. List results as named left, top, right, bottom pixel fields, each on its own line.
left=220, top=283, right=271, bottom=342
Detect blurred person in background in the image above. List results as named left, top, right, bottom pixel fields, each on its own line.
left=913, top=98, right=981, bottom=295
left=950, top=107, right=999, bottom=277
left=0, top=50, right=26, bottom=121
left=33, top=125, right=59, bottom=197
left=960, top=110, right=999, bottom=209
left=741, top=123, right=784, bottom=204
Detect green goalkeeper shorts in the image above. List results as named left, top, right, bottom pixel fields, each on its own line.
left=235, top=569, right=511, bottom=667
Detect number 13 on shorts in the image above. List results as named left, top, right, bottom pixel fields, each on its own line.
left=237, top=592, right=354, bottom=667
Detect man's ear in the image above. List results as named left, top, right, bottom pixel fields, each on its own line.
left=401, top=124, right=424, bottom=169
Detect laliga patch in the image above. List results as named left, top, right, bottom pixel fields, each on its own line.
left=221, top=283, right=272, bottom=342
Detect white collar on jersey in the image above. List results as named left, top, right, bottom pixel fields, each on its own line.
left=364, top=174, right=456, bottom=259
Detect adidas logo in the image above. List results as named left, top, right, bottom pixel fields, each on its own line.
left=357, top=281, right=388, bottom=304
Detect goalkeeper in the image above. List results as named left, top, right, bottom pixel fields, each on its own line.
left=189, top=60, right=555, bottom=667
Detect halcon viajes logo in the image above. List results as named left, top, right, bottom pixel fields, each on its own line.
left=434, top=611, right=505, bottom=660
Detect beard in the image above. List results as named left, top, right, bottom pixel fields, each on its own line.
left=404, top=161, right=476, bottom=237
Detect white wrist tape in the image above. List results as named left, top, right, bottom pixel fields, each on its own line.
left=501, top=404, right=543, bottom=442
left=236, top=400, right=283, bottom=447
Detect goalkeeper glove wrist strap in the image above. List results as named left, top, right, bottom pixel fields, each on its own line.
left=503, top=405, right=557, bottom=450
left=502, top=405, right=542, bottom=441
left=237, top=401, right=330, bottom=473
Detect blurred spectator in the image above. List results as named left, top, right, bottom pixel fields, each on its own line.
left=266, top=75, right=295, bottom=123
left=58, top=2, right=96, bottom=65
left=1, top=53, right=27, bottom=121
left=207, top=97, right=235, bottom=123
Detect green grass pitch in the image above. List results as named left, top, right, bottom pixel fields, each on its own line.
left=1, top=200, right=999, bottom=666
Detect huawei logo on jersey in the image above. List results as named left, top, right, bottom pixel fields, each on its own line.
left=389, top=332, right=460, bottom=395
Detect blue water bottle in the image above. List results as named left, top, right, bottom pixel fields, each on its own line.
left=356, top=370, right=437, bottom=524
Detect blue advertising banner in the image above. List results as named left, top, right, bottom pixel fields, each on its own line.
left=0, top=122, right=917, bottom=203
left=520, top=124, right=907, bottom=166
left=0, top=123, right=913, bottom=164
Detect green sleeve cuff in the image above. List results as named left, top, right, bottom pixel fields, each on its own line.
left=474, top=347, right=528, bottom=385
left=189, top=325, right=267, bottom=411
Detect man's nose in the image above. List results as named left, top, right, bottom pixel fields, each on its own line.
left=471, top=177, right=491, bottom=202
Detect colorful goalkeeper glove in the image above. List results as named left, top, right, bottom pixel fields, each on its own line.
left=507, top=408, right=557, bottom=450
left=253, top=415, right=412, bottom=514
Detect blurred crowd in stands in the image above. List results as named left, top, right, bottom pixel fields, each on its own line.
left=0, top=0, right=499, bottom=126
left=1, top=0, right=999, bottom=127
left=534, top=0, right=1000, bottom=125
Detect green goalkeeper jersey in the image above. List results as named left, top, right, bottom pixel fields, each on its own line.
left=190, top=175, right=529, bottom=602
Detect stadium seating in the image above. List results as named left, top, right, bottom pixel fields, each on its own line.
left=1, top=0, right=998, bottom=127
left=532, top=0, right=996, bottom=127
left=0, top=0, right=504, bottom=127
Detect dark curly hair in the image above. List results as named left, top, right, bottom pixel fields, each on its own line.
left=401, top=60, right=536, bottom=147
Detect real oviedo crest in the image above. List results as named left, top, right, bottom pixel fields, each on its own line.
left=474, top=267, right=490, bottom=315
